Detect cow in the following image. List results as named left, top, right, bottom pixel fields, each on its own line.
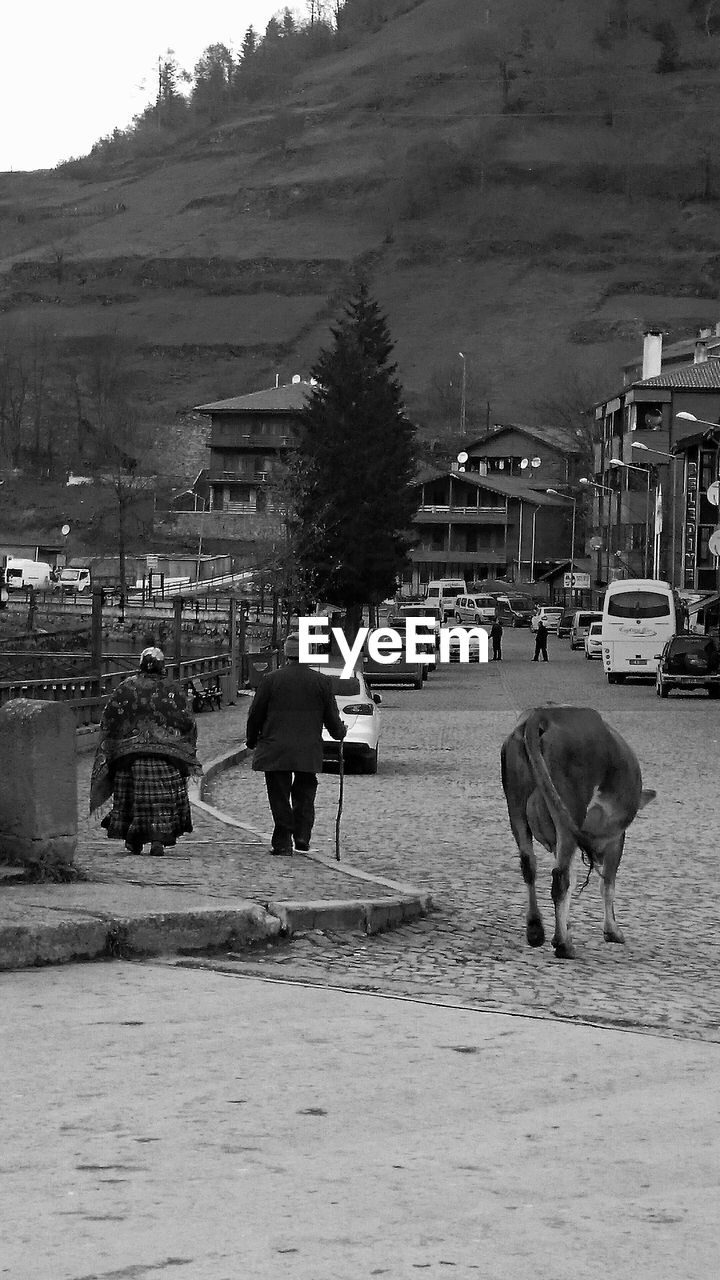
left=500, top=706, right=655, bottom=959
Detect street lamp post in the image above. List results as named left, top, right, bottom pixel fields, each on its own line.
left=632, top=440, right=679, bottom=585
left=458, top=351, right=467, bottom=437
left=580, top=477, right=614, bottom=589
left=609, top=458, right=653, bottom=577
left=546, top=488, right=577, bottom=606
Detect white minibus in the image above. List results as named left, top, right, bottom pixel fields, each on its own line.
left=602, top=578, right=678, bottom=684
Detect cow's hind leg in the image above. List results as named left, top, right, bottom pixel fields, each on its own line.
left=599, top=833, right=626, bottom=943
left=511, top=811, right=545, bottom=947
left=502, top=735, right=544, bottom=946
left=551, top=832, right=578, bottom=959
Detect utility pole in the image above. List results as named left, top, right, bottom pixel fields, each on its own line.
left=459, top=352, right=466, bottom=438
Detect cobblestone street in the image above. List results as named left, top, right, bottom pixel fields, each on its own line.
left=208, top=630, right=720, bottom=1041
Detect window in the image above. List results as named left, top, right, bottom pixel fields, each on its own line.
left=607, top=591, right=671, bottom=618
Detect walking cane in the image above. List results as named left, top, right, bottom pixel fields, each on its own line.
left=335, top=738, right=344, bottom=862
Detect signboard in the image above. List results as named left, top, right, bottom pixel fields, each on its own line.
left=563, top=572, right=590, bottom=589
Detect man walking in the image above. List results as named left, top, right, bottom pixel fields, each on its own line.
left=245, top=633, right=347, bottom=855
left=533, top=619, right=549, bottom=662
left=490, top=618, right=503, bottom=661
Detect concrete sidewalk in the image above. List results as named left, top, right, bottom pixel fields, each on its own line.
left=0, top=699, right=432, bottom=971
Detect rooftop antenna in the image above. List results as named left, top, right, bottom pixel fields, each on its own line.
left=275, top=373, right=279, bottom=388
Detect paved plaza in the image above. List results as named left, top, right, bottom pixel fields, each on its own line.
left=207, top=629, right=720, bottom=1042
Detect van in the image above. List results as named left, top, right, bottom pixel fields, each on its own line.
left=570, top=610, right=603, bottom=650
left=453, top=593, right=497, bottom=625
left=4, top=558, right=52, bottom=590
left=495, top=595, right=535, bottom=628
left=424, top=579, right=467, bottom=621
left=59, top=567, right=92, bottom=593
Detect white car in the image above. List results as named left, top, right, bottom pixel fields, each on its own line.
left=531, top=606, right=564, bottom=633
left=584, top=621, right=603, bottom=660
left=312, top=665, right=382, bottom=774
left=453, top=594, right=497, bottom=626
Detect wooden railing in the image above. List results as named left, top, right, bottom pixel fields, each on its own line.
left=0, top=654, right=233, bottom=727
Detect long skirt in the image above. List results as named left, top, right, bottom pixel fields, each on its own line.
left=101, top=757, right=192, bottom=848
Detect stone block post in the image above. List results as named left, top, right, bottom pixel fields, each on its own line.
left=0, top=699, right=77, bottom=871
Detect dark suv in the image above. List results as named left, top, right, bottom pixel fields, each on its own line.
left=656, top=634, right=720, bottom=699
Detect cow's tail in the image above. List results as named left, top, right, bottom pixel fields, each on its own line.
left=523, top=709, right=590, bottom=856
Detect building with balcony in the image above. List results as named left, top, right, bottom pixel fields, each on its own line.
left=195, top=380, right=312, bottom=515
left=460, top=423, right=584, bottom=490
left=406, top=467, right=572, bottom=595
left=590, top=331, right=720, bottom=587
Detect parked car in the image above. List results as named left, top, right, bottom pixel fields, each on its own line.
left=445, top=631, right=483, bottom=662
left=584, top=621, right=603, bottom=659
left=531, top=605, right=564, bottom=633
left=655, top=634, right=720, bottom=699
left=388, top=615, right=436, bottom=677
left=393, top=602, right=442, bottom=649
left=453, top=593, right=497, bottom=626
left=494, top=595, right=535, bottom=628
left=557, top=610, right=575, bottom=638
left=361, top=630, right=424, bottom=689
left=570, top=610, right=603, bottom=650
left=312, top=666, right=382, bottom=773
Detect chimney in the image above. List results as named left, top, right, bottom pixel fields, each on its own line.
left=694, top=340, right=708, bottom=365
left=642, top=331, right=662, bottom=379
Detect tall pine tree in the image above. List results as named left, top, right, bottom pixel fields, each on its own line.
left=292, top=282, right=417, bottom=634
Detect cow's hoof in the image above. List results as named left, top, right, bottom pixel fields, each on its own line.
left=603, top=928, right=625, bottom=944
left=553, top=940, right=576, bottom=960
left=526, top=920, right=545, bottom=947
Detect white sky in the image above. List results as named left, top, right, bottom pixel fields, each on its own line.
left=2, top=1, right=298, bottom=173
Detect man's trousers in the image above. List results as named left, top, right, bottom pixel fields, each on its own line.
left=264, top=770, right=318, bottom=852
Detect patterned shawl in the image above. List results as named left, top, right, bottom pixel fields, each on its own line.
left=90, top=671, right=202, bottom=814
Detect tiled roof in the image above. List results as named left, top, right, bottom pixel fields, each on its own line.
left=412, top=468, right=561, bottom=507
left=195, top=382, right=314, bottom=413
left=634, top=361, right=720, bottom=390
left=465, top=423, right=583, bottom=455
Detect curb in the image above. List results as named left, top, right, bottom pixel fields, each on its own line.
left=192, top=741, right=435, bottom=933
left=0, top=904, right=282, bottom=972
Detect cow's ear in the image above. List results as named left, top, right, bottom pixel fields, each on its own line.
left=638, top=788, right=656, bottom=811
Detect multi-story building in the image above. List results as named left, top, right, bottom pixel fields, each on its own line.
left=461, top=422, right=584, bottom=490
left=195, top=380, right=311, bottom=515
left=590, top=331, right=720, bottom=586
left=407, top=466, right=572, bottom=595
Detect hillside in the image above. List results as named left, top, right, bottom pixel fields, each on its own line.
left=3, top=0, right=720, bottom=465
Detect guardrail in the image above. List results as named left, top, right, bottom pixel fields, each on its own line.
left=0, top=653, right=233, bottom=727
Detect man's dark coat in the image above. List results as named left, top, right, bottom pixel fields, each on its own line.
left=246, top=661, right=346, bottom=773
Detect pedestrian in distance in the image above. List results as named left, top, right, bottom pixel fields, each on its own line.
left=490, top=618, right=503, bottom=660
left=245, top=633, right=347, bottom=856
left=533, top=619, right=549, bottom=662
left=89, top=647, right=201, bottom=856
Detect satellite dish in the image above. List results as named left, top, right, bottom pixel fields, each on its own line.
left=531, top=457, right=542, bottom=468
left=520, top=458, right=529, bottom=469
left=589, top=536, right=603, bottom=551
left=61, top=523, right=70, bottom=536
left=457, top=451, right=468, bottom=465
left=709, top=527, right=720, bottom=558
left=707, top=480, right=720, bottom=507
left=291, top=374, right=302, bottom=384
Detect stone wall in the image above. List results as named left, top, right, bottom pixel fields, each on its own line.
left=0, top=700, right=77, bottom=871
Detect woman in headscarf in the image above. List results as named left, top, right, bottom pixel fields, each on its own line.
left=90, top=647, right=201, bottom=856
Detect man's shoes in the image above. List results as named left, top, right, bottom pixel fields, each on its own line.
left=149, top=842, right=165, bottom=857
left=270, top=846, right=293, bottom=856
left=124, top=838, right=143, bottom=855
left=294, top=841, right=310, bottom=852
